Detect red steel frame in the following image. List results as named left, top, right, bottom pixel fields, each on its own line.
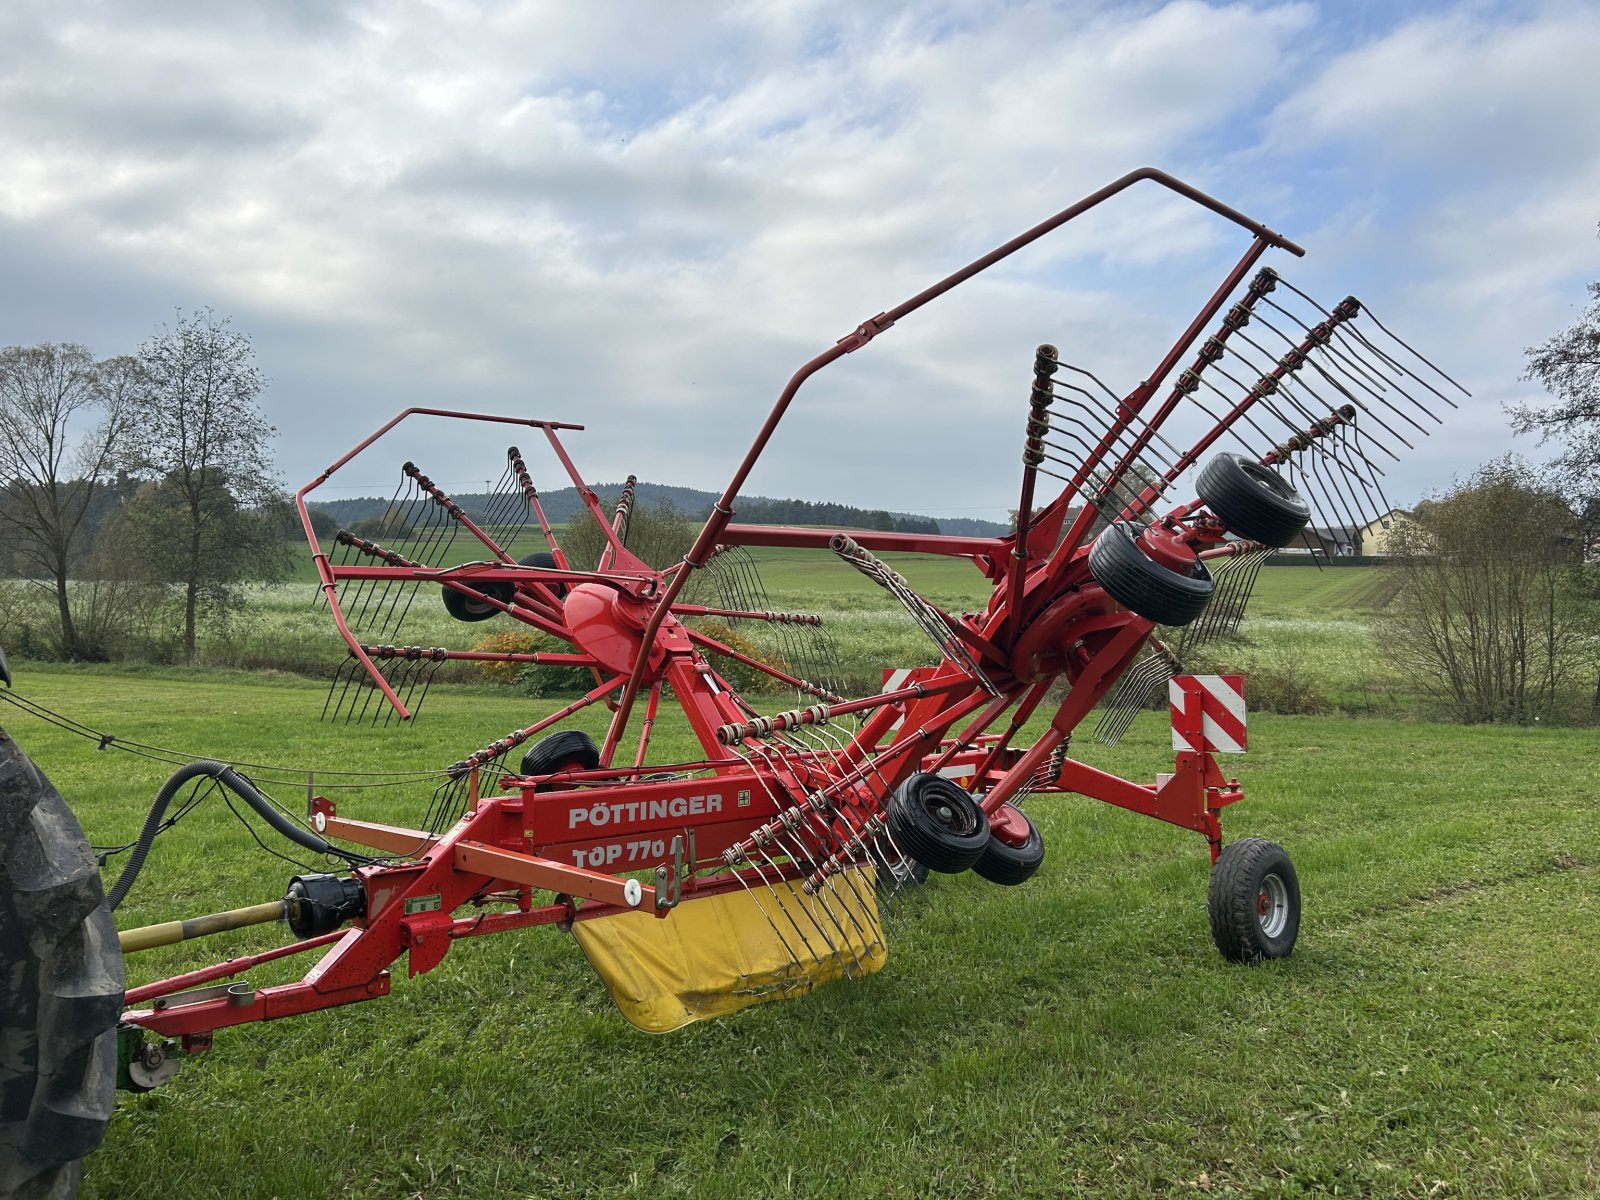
left=123, top=169, right=1301, bottom=1048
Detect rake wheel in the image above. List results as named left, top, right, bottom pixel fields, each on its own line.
left=1087, top=522, right=1215, bottom=626
left=0, top=730, right=124, bottom=1199
left=1207, top=837, right=1301, bottom=964
left=1196, top=454, right=1310, bottom=549
left=441, top=582, right=511, bottom=622
left=519, top=730, right=601, bottom=779
left=886, top=774, right=990, bottom=874
left=972, top=806, right=1045, bottom=886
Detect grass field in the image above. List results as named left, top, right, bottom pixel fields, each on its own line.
left=4, top=666, right=1597, bottom=1198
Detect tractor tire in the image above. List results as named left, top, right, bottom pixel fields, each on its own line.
left=972, top=806, right=1045, bottom=886
left=518, top=730, right=600, bottom=779
left=0, top=729, right=124, bottom=1200
left=886, top=774, right=989, bottom=874
left=1208, top=837, right=1300, bottom=964
left=1195, top=453, right=1310, bottom=549
left=518, top=551, right=566, bottom=598
left=1087, top=522, right=1214, bottom=627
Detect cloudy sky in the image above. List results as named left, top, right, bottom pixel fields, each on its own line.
left=2, top=0, right=1597, bottom=526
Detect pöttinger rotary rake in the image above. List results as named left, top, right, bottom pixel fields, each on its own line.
left=0, top=169, right=1463, bottom=1197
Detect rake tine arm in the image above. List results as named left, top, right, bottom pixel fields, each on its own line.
left=1098, top=267, right=1281, bottom=508
left=403, top=463, right=516, bottom=563
left=1008, top=345, right=1059, bottom=627
left=1128, top=305, right=1372, bottom=520
left=508, top=446, right=571, bottom=568
left=540, top=426, right=645, bottom=572
left=684, top=628, right=845, bottom=703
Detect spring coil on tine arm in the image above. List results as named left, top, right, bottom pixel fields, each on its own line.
left=403, top=462, right=465, bottom=520
left=335, top=530, right=421, bottom=568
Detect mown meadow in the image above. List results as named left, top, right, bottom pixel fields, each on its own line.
left=0, top=666, right=1589, bottom=1199
left=0, top=550, right=1595, bottom=1197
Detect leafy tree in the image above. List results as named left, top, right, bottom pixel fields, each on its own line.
left=562, top=497, right=694, bottom=572
left=121, top=310, right=288, bottom=662
left=1511, top=235, right=1600, bottom=502
left=0, top=344, right=137, bottom=658
left=1385, top=457, right=1594, bottom=723
left=304, top=507, right=340, bottom=539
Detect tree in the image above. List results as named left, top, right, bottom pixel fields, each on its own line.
left=0, top=344, right=136, bottom=658
left=120, top=310, right=287, bottom=663
left=563, top=498, right=694, bottom=572
left=304, top=507, right=340, bottom=539
left=1511, top=234, right=1600, bottom=502
left=1385, top=458, right=1595, bottom=723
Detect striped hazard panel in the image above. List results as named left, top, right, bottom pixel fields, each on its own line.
left=1169, top=674, right=1247, bottom=754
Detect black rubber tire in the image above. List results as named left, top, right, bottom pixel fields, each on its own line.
left=1208, top=837, right=1301, bottom=964
left=886, top=773, right=990, bottom=874
left=519, top=730, right=600, bottom=779
left=518, top=551, right=566, bottom=598
left=972, top=806, right=1045, bottom=886
left=441, top=580, right=512, bottom=622
left=1196, top=453, right=1310, bottom=549
left=1087, top=522, right=1215, bottom=627
left=0, top=729, right=125, bottom=1200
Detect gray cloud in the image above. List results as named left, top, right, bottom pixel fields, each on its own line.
left=0, top=0, right=1593, bottom=522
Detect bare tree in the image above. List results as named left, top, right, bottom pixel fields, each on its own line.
left=1386, top=458, right=1595, bottom=723
left=1511, top=230, right=1600, bottom=502
left=121, top=310, right=287, bottom=663
left=0, top=344, right=135, bottom=658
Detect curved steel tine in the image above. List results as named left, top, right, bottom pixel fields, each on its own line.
left=1277, top=278, right=1466, bottom=405
left=1054, top=379, right=1189, bottom=465
left=1306, top=447, right=1366, bottom=540
left=1215, top=340, right=1327, bottom=426
left=787, top=726, right=887, bottom=949
left=1185, top=389, right=1273, bottom=458
left=1257, top=293, right=1401, bottom=397
left=754, top=744, right=867, bottom=966
left=1315, top=436, right=1379, bottom=534
left=1327, top=327, right=1449, bottom=424
left=772, top=828, right=865, bottom=975
left=740, top=745, right=842, bottom=966
left=1056, top=362, right=1124, bottom=404
left=1254, top=306, right=1390, bottom=401
left=1347, top=427, right=1399, bottom=519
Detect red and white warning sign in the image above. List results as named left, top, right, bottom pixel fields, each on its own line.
left=1169, top=674, right=1247, bottom=754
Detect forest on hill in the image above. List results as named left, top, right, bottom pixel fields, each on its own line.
left=310, top=480, right=1010, bottom=537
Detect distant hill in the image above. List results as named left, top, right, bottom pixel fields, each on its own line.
left=308, top=480, right=1010, bottom=539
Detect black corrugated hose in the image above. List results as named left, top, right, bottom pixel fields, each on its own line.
left=106, top=759, right=374, bottom=911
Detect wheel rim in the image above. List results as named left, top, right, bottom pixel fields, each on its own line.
left=1256, top=872, right=1290, bottom=938
left=920, top=791, right=977, bottom=836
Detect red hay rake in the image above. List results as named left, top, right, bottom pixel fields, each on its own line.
left=1, top=169, right=1466, bottom=1193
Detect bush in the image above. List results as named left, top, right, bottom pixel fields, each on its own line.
left=1385, top=458, right=1597, bottom=724
left=691, top=619, right=792, bottom=697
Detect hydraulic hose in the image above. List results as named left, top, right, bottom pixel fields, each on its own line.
left=106, top=759, right=371, bottom=911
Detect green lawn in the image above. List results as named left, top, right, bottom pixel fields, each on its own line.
left=4, top=666, right=1596, bottom=1198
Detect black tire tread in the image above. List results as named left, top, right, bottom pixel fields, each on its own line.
left=1086, top=523, right=1214, bottom=627
left=972, top=810, right=1045, bottom=886
left=886, top=774, right=989, bottom=874
left=1207, top=836, right=1300, bottom=965
left=0, top=730, right=124, bottom=1198
left=519, top=730, right=601, bottom=778
left=1195, top=453, right=1310, bottom=549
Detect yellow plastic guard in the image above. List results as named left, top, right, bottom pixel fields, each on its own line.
left=572, top=871, right=887, bottom=1033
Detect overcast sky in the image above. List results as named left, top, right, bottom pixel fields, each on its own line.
left=2, top=0, right=1597, bottom=525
